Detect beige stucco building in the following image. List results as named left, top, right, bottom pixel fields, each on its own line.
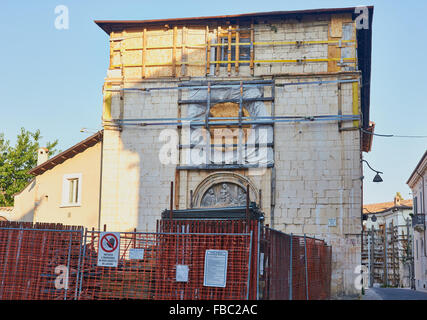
left=94, top=7, right=374, bottom=297
left=9, top=131, right=103, bottom=229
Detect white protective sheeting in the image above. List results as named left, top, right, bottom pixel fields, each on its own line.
left=182, top=86, right=274, bottom=166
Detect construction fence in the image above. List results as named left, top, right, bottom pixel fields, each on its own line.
left=0, top=220, right=331, bottom=300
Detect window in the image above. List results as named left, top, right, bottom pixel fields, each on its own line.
left=219, top=37, right=250, bottom=66
left=61, top=173, right=82, bottom=207
left=68, top=178, right=79, bottom=204
left=416, top=240, right=419, bottom=260
left=213, top=29, right=251, bottom=68
left=414, top=196, right=418, bottom=214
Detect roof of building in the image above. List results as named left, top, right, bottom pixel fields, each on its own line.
left=363, top=199, right=413, bottom=215
left=95, top=7, right=373, bottom=32
left=28, top=131, right=103, bottom=176
left=407, top=150, right=427, bottom=188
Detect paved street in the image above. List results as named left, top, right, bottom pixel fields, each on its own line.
left=362, top=287, right=427, bottom=300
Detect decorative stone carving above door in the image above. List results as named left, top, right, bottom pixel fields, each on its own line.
left=201, top=183, right=247, bottom=207
left=193, top=172, right=258, bottom=208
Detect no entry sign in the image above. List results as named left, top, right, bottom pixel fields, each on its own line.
left=97, top=232, right=120, bottom=267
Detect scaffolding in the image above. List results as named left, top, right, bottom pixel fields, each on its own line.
left=362, top=219, right=413, bottom=288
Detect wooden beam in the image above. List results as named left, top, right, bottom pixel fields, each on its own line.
left=142, top=28, right=147, bottom=78
left=235, top=24, right=240, bottom=73
left=250, top=21, right=254, bottom=76
left=120, top=30, right=126, bottom=78
left=172, top=26, right=177, bottom=77
left=227, top=25, right=232, bottom=75
left=181, top=26, right=187, bottom=76
left=206, top=25, right=210, bottom=76
left=216, top=26, right=221, bottom=75
left=175, top=169, right=180, bottom=210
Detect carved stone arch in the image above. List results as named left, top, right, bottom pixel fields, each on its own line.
left=193, top=172, right=258, bottom=208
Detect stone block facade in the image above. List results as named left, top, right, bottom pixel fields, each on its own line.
left=96, top=8, right=373, bottom=297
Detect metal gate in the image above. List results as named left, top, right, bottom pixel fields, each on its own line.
left=259, top=227, right=332, bottom=300
left=78, top=230, right=253, bottom=300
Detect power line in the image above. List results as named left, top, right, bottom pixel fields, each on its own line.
left=361, top=128, right=427, bottom=139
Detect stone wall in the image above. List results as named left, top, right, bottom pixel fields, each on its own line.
left=100, top=13, right=362, bottom=297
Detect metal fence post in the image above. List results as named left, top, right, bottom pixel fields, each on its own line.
left=256, top=221, right=260, bottom=300
left=289, top=233, right=293, bottom=300
left=77, top=228, right=88, bottom=300
left=64, top=231, right=73, bottom=300
left=74, top=227, right=84, bottom=300
left=246, top=230, right=253, bottom=300
left=384, top=227, right=388, bottom=287
left=367, top=232, right=371, bottom=288
left=304, top=234, right=309, bottom=300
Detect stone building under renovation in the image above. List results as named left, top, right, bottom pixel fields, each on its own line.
left=94, top=7, right=374, bottom=297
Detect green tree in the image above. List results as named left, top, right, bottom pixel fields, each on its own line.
left=0, top=128, right=59, bottom=206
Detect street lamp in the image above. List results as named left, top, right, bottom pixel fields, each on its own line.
left=361, top=159, right=384, bottom=183
left=80, top=128, right=98, bottom=134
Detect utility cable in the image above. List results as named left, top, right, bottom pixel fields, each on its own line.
left=361, top=128, right=427, bottom=139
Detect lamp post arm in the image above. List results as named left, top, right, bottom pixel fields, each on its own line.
left=361, top=159, right=383, bottom=174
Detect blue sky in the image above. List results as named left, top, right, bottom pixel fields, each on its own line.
left=0, top=1, right=426, bottom=205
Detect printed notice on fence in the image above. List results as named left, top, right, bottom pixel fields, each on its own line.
left=260, top=253, right=264, bottom=276
left=203, top=250, right=228, bottom=288
left=97, top=232, right=120, bottom=267
left=176, top=265, right=189, bottom=282
left=129, top=248, right=144, bottom=260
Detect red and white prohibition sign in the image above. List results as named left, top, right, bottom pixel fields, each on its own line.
left=100, top=233, right=119, bottom=253
left=97, top=232, right=120, bottom=267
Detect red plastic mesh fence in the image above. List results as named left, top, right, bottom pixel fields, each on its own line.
left=258, top=228, right=290, bottom=300
left=0, top=222, right=84, bottom=300
left=78, top=230, right=252, bottom=300
left=0, top=221, right=331, bottom=300
left=157, top=219, right=260, bottom=299
left=259, top=227, right=332, bottom=300
left=291, top=236, right=308, bottom=300
left=305, top=237, right=332, bottom=300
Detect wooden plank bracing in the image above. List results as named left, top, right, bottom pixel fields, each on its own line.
left=107, top=18, right=357, bottom=79
left=206, top=25, right=210, bottom=76
left=235, top=24, right=240, bottom=73
left=250, top=22, right=254, bottom=76
left=227, top=25, right=232, bottom=75
left=172, top=26, right=177, bottom=77
left=142, top=28, right=147, bottom=78
left=216, top=26, right=221, bottom=75
left=328, top=13, right=354, bottom=72
left=181, top=26, right=187, bottom=76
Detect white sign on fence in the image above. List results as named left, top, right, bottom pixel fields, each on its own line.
left=129, top=248, right=144, bottom=260
left=203, top=250, right=228, bottom=288
left=97, top=232, right=120, bottom=267
left=259, top=252, right=264, bottom=276
left=176, top=265, right=189, bottom=282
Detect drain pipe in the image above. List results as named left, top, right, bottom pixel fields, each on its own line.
left=97, top=132, right=104, bottom=231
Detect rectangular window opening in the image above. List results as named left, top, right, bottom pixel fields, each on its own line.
left=68, top=178, right=79, bottom=204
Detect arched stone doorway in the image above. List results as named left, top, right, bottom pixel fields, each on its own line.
left=193, top=172, right=258, bottom=208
